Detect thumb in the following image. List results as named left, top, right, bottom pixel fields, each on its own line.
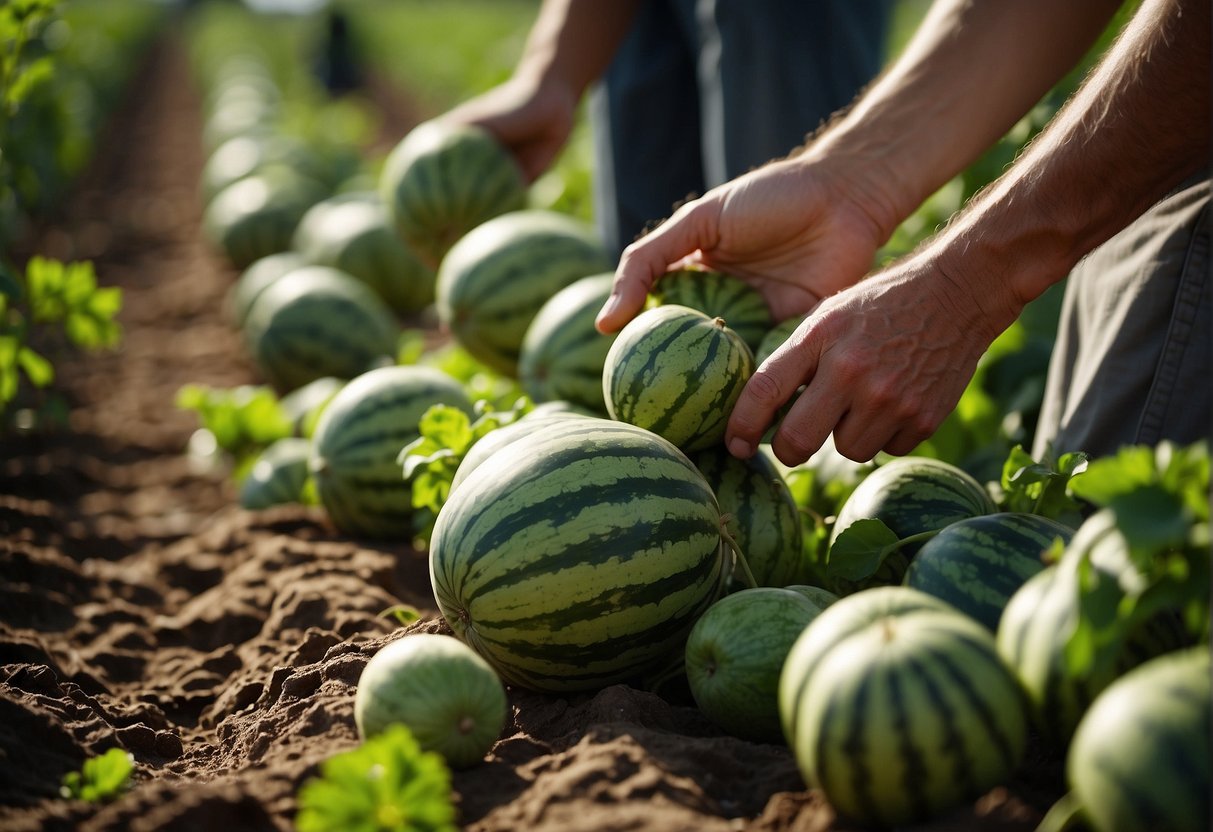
left=596, top=198, right=721, bottom=333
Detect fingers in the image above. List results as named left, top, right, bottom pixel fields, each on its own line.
left=596, top=198, right=721, bottom=333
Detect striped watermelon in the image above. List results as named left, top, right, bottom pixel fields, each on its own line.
left=604, top=304, right=755, bottom=453
left=779, top=586, right=1029, bottom=827
left=827, top=456, right=996, bottom=593
left=379, top=120, right=528, bottom=268
left=518, top=272, right=617, bottom=414
left=785, top=584, right=841, bottom=610
left=354, top=633, right=507, bottom=769
left=904, top=512, right=1075, bottom=631
left=243, top=265, right=400, bottom=393
left=200, top=132, right=329, bottom=204
left=277, top=376, right=345, bottom=438
left=429, top=419, right=729, bottom=692
left=293, top=191, right=436, bottom=315
left=684, top=586, right=825, bottom=743
left=203, top=167, right=327, bottom=269
left=436, top=210, right=611, bottom=377
left=690, top=444, right=804, bottom=589
left=310, top=365, right=473, bottom=539
left=226, top=250, right=308, bottom=328
left=754, top=313, right=808, bottom=366
left=239, top=437, right=311, bottom=509
left=649, top=268, right=772, bottom=354
left=448, top=409, right=596, bottom=497
left=995, top=508, right=1193, bottom=749
left=1066, top=647, right=1210, bottom=832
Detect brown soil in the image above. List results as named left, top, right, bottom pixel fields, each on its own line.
left=0, top=33, right=1065, bottom=832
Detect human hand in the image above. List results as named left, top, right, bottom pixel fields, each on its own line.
left=727, top=245, right=1019, bottom=465
left=439, top=73, right=578, bottom=184
left=594, top=153, right=900, bottom=331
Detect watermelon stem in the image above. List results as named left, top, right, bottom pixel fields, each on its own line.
left=718, top=516, right=758, bottom=589
left=1034, top=791, right=1086, bottom=832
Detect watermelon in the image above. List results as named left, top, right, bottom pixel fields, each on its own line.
left=779, top=586, right=1029, bottom=827
left=226, top=250, right=309, bottom=328
left=379, top=120, right=528, bottom=268
left=827, top=456, right=996, bottom=593
left=310, top=365, right=473, bottom=539
left=754, top=313, right=808, bottom=366
left=429, top=419, right=729, bottom=692
left=904, top=512, right=1074, bottom=631
left=243, top=265, right=400, bottom=393
left=604, top=304, right=755, bottom=453
left=648, top=267, right=772, bottom=354
left=447, top=409, right=596, bottom=497
left=277, top=376, right=344, bottom=438
left=1066, top=647, right=1210, bottom=832
left=785, top=584, right=841, bottom=610
left=518, top=272, right=617, bottom=415
left=436, top=210, right=612, bottom=377
left=200, top=132, right=329, bottom=205
left=239, top=437, right=311, bottom=510
left=354, top=633, right=507, bottom=769
left=690, top=444, right=804, bottom=589
left=684, top=587, right=825, bottom=743
left=203, top=168, right=327, bottom=269
left=995, top=508, right=1193, bottom=749
left=292, top=191, right=436, bottom=315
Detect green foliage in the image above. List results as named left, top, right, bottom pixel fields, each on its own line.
left=0, top=257, right=122, bottom=430
left=1062, top=440, right=1211, bottom=667
left=414, top=340, right=525, bottom=412
left=59, top=747, right=134, bottom=803
left=176, top=383, right=293, bottom=479
left=398, top=398, right=531, bottom=544
left=295, top=724, right=457, bottom=832
left=998, top=444, right=1089, bottom=525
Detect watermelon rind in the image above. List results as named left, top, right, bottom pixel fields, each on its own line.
left=239, top=437, right=311, bottom=509
left=354, top=633, right=507, bottom=769
left=430, top=419, right=728, bottom=692
left=649, top=267, right=772, bottom=354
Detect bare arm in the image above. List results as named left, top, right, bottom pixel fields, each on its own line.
left=596, top=0, right=1124, bottom=331
left=728, top=0, right=1211, bottom=465
left=441, top=0, right=640, bottom=182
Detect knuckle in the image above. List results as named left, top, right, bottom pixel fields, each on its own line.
left=744, top=370, right=786, bottom=407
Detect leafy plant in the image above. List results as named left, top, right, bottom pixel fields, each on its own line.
left=176, top=383, right=293, bottom=479
left=59, top=747, right=134, bottom=803
left=398, top=398, right=531, bottom=544
left=295, top=723, right=458, bottom=832
left=997, top=443, right=1089, bottom=525
left=1063, top=440, right=1211, bottom=674
left=0, top=256, right=122, bottom=430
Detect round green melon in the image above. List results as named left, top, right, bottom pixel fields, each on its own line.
left=780, top=586, right=1028, bottom=827
left=310, top=365, right=473, bottom=538
left=995, top=508, right=1193, bottom=749
left=649, top=268, right=772, bottom=354
left=518, top=272, right=617, bottom=415
left=200, top=132, right=329, bottom=205
left=292, top=191, right=436, bottom=315
left=239, top=437, right=311, bottom=509
left=436, top=209, right=612, bottom=377
left=604, top=304, right=755, bottom=452
left=203, top=168, right=327, bottom=269
left=354, top=633, right=507, bottom=769
left=430, top=419, right=728, bottom=693
left=226, top=250, right=309, bottom=328
left=827, top=456, right=996, bottom=594
left=448, top=409, right=597, bottom=497
left=243, top=265, right=400, bottom=393
left=754, top=313, right=808, bottom=366
left=684, top=586, right=823, bottom=743
left=690, top=444, right=804, bottom=590
left=379, top=120, right=528, bottom=268
left=277, top=376, right=345, bottom=438
left=785, top=584, right=841, bottom=610
left=904, top=512, right=1074, bottom=631
left=1067, top=647, right=1210, bottom=832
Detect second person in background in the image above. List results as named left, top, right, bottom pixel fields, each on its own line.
left=438, top=0, right=894, bottom=257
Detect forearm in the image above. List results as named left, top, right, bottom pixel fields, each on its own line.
left=932, top=0, right=1211, bottom=320
left=514, top=0, right=642, bottom=96
left=805, top=0, right=1123, bottom=237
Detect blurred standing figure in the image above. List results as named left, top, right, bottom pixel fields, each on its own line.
left=441, top=0, right=894, bottom=256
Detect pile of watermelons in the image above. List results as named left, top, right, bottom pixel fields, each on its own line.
left=188, top=49, right=1210, bottom=832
